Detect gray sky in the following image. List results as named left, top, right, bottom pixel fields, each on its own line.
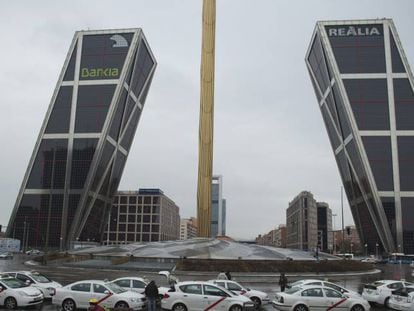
left=0, top=0, right=413, bottom=239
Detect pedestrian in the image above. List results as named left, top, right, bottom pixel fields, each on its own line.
left=217, top=271, right=228, bottom=280
left=225, top=271, right=232, bottom=280
left=279, top=272, right=288, bottom=292
left=144, top=280, right=159, bottom=311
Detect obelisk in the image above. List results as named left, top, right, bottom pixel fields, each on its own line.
left=197, top=0, right=216, bottom=237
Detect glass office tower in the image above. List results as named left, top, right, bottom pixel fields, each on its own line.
left=7, top=29, right=156, bottom=249
left=306, top=19, right=414, bottom=254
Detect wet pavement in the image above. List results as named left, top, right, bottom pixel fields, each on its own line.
left=0, top=254, right=413, bottom=310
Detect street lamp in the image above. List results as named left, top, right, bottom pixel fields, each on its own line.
left=59, top=237, right=63, bottom=252
left=376, top=243, right=379, bottom=258
left=351, top=243, right=354, bottom=254
left=364, top=243, right=368, bottom=257
left=398, top=244, right=401, bottom=254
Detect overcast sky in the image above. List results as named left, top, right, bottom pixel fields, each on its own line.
left=0, top=0, right=413, bottom=240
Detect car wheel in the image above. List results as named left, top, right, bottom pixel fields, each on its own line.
left=4, top=297, right=17, bottom=310
left=229, top=304, right=243, bottom=311
left=294, top=304, right=308, bottom=311
left=351, top=304, right=365, bottom=311
left=62, top=299, right=76, bottom=311
left=115, top=301, right=129, bottom=309
left=172, top=303, right=188, bottom=311
left=384, top=297, right=391, bottom=308
left=250, top=296, right=261, bottom=307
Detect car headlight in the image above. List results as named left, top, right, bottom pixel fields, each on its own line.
left=130, top=298, right=137, bottom=302
left=18, top=291, right=30, bottom=297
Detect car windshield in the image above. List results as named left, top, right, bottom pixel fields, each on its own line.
left=289, top=281, right=303, bottom=287
left=1, top=278, right=27, bottom=289
left=29, top=273, right=51, bottom=283
left=373, top=281, right=385, bottom=287
left=285, top=287, right=301, bottom=294
left=106, top=282, right=126, bottom=294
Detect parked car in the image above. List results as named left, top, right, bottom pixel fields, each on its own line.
left=287, top=279, right=361, bottom=299
left=0, top=252, right=13, bottom=260
left=361, top=257, right=378, bottom=264
left=111, top=276, right=169, bottom=298
left=0, top=271, right=62, bottom=299
left=52, top=280, right=146, bottom=311
left=362, top=280, right=413, bottom=308
left=25, top=249, right=41, bottom=256
left=272, top=285, right=370, bottom=311
left=0, top=276, right=43, bottom=309
left=388, top=285, right=414, bottom=311
left=161, top=281, right=255, bottom=311
left=209, top=279, right=270, bottom=306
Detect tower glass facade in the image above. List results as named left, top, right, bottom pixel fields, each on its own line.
left=307, top=19, right=414, bottom=254
left=7, top=29, right=156, bottom=249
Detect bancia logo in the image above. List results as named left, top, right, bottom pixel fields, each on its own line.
left=110, top=34, right=128, bottom=48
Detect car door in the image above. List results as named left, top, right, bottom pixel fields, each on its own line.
left=203, top=284, right=229, bottom=310
left=178, top=283, right=204, bottom=311
left=300, top=288, right=327, bottom=311
left=70, top=282, right=92, bottom=308
left=323, top=288, right=350, bottom=310
left=0, top=281, right=7, bottom=306
left=92, top=283, right=115, bottom=308
left=132, top=279, right=146, bottom=294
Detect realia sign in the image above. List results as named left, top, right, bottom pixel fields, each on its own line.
left=326, top=25, right=382, bottom=37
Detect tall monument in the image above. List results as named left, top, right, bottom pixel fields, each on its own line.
left=197, top=0, right=216, bottom=237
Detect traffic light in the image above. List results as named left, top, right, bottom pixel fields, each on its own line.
left=346, top=226, right=351, bottom=236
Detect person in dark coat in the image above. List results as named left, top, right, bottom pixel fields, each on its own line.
left=279, top=272, right=288, bottom=292
left=225, top=271, right=232, bottom=280
left=144, top=280, right=159, bottom=311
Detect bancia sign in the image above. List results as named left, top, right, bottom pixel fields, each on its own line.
left=327, top=25, right=382, bottom=37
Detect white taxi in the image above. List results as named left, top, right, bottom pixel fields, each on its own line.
left=161, top=281, right=255, bottom=311
left=288, top=279, right=361, bottom=299
left=209, top=279, right=270, bottom=306
left=52, top=280, right=146, bottom=311
left=0, top=276, right=43, bottom=309
left=362, top=280, right=413, bottom=308
left=111, top=277, right=170, bottom=298
left=272, top=285, right=370, bottom=311
left=388, top=285, right=414, bottom=311
left=1, top=271, right=62, bottom=299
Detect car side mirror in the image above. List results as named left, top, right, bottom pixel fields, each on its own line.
left=25, top=280, right=31, bottom=285
left=343, top=293, right=350, bottom=298
left=104, top=290, right=110, bottom=295
left=246, top=288, right=251, bottom=291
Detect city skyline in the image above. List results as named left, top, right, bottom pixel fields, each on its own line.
left=1, top=1, right=413, bottom=239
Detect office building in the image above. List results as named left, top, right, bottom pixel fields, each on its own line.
left=105, top=189, right=180, bottom=244
left=255, top=224, right=287, bottom=248
left=7, top=29, right=156, bottom=248
left=286, top=191, right=318, bottom=250
left=306, top=19, right=414, bottom=253
left=211, top=175, right=226, bottom=237
left=180, top=217, right=198, bottom=240
left=316, top=202, right=333, bottom=252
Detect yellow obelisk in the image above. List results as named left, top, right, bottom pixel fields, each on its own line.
left=197, top=0, right=216, bottom=237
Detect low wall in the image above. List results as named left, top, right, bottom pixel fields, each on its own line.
left=176, top=258, right=372, bottom=273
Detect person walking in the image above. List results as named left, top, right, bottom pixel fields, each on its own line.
left=144, top=280, right=159, bottom=311
left=225, top=271, right=232, bottom=280
left=279, top=272, right=288, bottom=292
